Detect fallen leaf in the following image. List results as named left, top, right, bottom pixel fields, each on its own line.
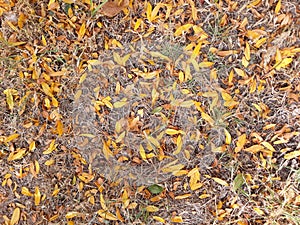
left=10, top=207, right=20, bottom=225
left=100, top=0, right=129, bottom=17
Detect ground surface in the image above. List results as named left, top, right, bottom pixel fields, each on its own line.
left=0, top=0, right=300, bottom=224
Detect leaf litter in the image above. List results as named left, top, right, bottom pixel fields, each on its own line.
left=0, top=0, right=299, bottom=224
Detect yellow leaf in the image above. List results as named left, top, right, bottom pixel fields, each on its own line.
left=10, top=207, right=20, bottom=225
left=3, top=89, right=15, bottom=111
left=153, top=216, right=165, bottom=223
left=244, top=145, right=264, bottom=154
left=210, top=68, right=218, bottom=80
left=79, top=73, right=87, bottom=84
left=100, top=193, right=107, bottom=210
left=165, top=129, right=181, bottom=135
left=234, top=68, right=246, bottom=77
left=235, top=134, right=247, bottom=153
left=49, top=70, right=67, bottom=77
left=43, top=140, right=57, bottom=154
left=44, top=159, right=55, bottom=166
left=174, top=24, right=193, bottom=36
left=146, top=135, right=160, bottom=148
left=171, top=216, right=183, bottom=222
left=161, top=163, right=185, bottom=174
left=174, top=135, right=182, bottom=155
left=249, top=79, right=257, bottom=93
left=113, top=52, right=122, bottom=65
left=41, top=35, right=47, bottom=46
left=102, top=140, right=113, bottom=160
left=5, top=133, right=20, bottom=143
left=275, top=0, right=281, bottom=14
left=134, top=18, right=142, bottom=30
left=41, top=82, right=53, bottom=97
left=221, top=91, right=232, bottom=101
left=199, top=61, right=214, bottom=68
left=275, top=48, right=282, bottom=64
left=261, top=142, right=275, bottom=152
left=212, top=177, right=229, bottom=186
left=275, top=58, right=293, bottom=70
left=78, top=22, right=86, bottom=40
left=244, top=42, right=250, bottom=61
left=139, top=144, right=147, bottom=161
left=146, top=205, right=159, bottom=212
left=113, top=100, right=127, bottom=108
left=253, top=207, right=264, bottom=216
left=191, top=4, right=197, bottom=21
left=201, top=112, right=214, bottom=126
left=149, top=51, right=171, bottom=61
left=247, top=0, right=261, bottom=8
left=65, top=211, right=80, bottom=219
left=57, top=120, right=63, bottom=136
left=97, top=210, right=118, bottom=221
left=21, top=187, right=33, bottom=196
left=102, top=99, right=113, bottom=109
left=224, top=128, right=231, bottom=145
left=191, top=42, right=202, bottom=59
left=175, top=194, right=192, bottom=199
left=199, top=194, right=211, bottom=199
left=150, top=3, right=163, bottom=22
left=34, top=186, right=41, bottom=206
left=254, top=37, right=267, bottom=48
left=7, top=148, right=27, bottom=161
left=252, top=103, right=262, bottom=112
left=179, top=100, right=194, bottom=107
left=188, top=167, right=202, bottom=190
left=146, top=2, right=152, bottom=22
left=18, top=12, right=26, bottom=29
left=284, top=150, right=300, bottom=160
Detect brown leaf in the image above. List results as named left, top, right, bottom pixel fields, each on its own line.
left=100, top=0, right=129, bottom=17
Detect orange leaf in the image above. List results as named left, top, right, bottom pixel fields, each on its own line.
left=56, top=120, right=63, bottom=136
left=171, top=216, right=183, bottom=222
left=216, top=50, right=238, bottom=57
left=235, top=134, right=247, bottom=153
left=78, top=22, right=86, bottom=40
